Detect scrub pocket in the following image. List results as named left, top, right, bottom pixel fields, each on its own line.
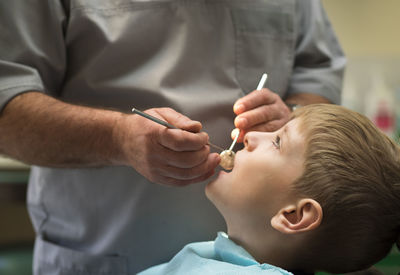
left=231, top=0, right=296, bottom=96
left=34, top=237, right=128, bottom=275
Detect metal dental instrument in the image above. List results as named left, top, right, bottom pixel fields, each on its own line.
left=219, top=73, right=268, bottom=170
left=131, top=108, right=225, bottom=152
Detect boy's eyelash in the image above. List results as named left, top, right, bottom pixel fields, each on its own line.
left=272, top=135, right=281, bottom=149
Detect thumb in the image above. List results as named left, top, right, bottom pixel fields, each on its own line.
left=180, top=120, right=202, bottom=133
left=156, top=108, right=202, bottom=133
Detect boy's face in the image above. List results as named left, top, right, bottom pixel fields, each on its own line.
left=206, top=118, right=306, bottom=227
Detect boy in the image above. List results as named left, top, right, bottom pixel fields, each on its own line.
left=138, top=104, right=400, bottom=274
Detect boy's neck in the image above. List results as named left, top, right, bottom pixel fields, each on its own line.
left=227, top=226, right=301, bottom=271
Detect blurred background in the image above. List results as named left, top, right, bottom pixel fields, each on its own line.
left=0, top=0, right=399, bottom=274
left=323, top=0, right=400, bottom=144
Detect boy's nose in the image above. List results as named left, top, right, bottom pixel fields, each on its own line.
left=244, top=132, right=259, bottom=151
left=244, top=132, right=272, bottom=151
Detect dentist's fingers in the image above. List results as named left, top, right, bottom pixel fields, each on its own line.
left=233, top=88, right=276, bottom=115
left=119, top=107, right=219, bottom=186
left=158, top=152, right=220, bottom=181
left=232, top=89, right=290, bottom=142
left=154, top=107, right=203, bottom=133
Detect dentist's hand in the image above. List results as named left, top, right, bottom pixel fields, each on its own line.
left=118, top=107, right=220, bottom=186
left=232, top=88, right=291, bottom=142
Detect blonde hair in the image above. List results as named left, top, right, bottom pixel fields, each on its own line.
left=290, top=104, right=400, bottom=273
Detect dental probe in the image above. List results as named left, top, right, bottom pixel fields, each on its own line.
left=131, top=108, right=225, bottom=152
left=219, top=73, right=268, bottom=170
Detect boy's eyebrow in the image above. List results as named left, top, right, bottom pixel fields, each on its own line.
left=282, top=125, right=290, bottom=151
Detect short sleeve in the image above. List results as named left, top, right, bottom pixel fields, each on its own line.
left=0, top=0, right=67, bottom=112
left=288, top=0, right=346, bottom=104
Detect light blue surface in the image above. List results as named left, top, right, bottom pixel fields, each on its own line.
left=138, top=232, right=292, bottom=275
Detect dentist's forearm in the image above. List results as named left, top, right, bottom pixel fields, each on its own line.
left=0, top=92, right=126, bottom=167
left=285, top=93, right=331, bottom=106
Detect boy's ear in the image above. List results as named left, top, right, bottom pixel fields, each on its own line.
left=270, top=199, right=323, bottom=234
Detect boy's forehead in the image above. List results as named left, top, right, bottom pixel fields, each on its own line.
left=284, top=119, right=298, bottom=136
left=288, top=117, right=307, bottom=136
left=284, top=119, right=306, bottom=153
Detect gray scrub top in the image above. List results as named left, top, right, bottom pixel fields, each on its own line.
left=0, top=0, right=345, bottom=274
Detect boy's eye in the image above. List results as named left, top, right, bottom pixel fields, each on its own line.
left=272, top=135, right=281, bottom=149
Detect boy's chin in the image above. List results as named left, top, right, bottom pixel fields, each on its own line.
left=205, top=170, right=227, bottom=192
left=205, top=170, right=230, bottom=208
left=205, top=173, right=223, bottom=202
left=204, top=177, right=216, bottom=201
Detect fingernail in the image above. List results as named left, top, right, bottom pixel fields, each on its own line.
left=234, top=104, right=245, bottom=114
left=235, top=117, right=247, bottom=128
